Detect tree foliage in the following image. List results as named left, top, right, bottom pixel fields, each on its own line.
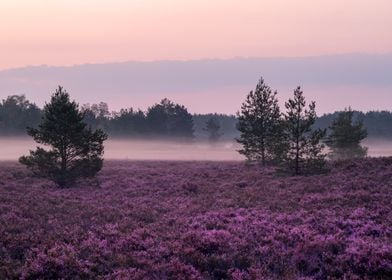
left=81, top=102, right=110, bottom=131
left=325, top=108, right=368, bottom=160
left=3, top=94, right=392, bottom=140
left=146, top=98, right=194, bottom=138
left=284, top=87, right=326, bottom=175
left=109, top=108, right=147, bottom=136
left=0, top=95, right=41, bottom=134
left=204, top=117, right=223, bottom=142
left=19, top=87, right=107, bottom=187
left=236, top=78, right=284, bottom=164
left=193, top=113, right=237, bottom=140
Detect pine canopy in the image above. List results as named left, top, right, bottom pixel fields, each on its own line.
left=19, top=86, right=107, bottom=187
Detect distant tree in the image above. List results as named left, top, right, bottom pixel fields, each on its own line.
left=284, top=87, right=326, bottom=175
left=91, top=102, right=110, bottom=119
left=109, top=108, right=147, bottom=136
left=81, top=102, right=110, bottom=131
left=193, top=114, right=238, bottom=140
left=19, top=87, right=107, bottom=187
left=0, top=95, right=42, bottom=134
left=81, top=104, right=99, bottom=129
left=236, top=78, right=284, bottom=164
left=204, top=117, right=223, bottom=142
left=146, top=98, right=194, bottom=138
left=313, top=110, right=392, bottom=139
left=325, top=108, right=368, bottom=160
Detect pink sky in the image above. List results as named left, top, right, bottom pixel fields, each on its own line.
left=1, top=0, right=391, bottom=69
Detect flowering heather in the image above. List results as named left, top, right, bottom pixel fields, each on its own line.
left=0, top=158, right=392, bottom=279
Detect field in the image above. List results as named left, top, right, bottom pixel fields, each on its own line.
left=1, top=159, right=392, bottom=279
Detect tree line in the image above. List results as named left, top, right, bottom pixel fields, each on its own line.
left=236, top=78, right=368, bottom=175
left=1, top=94, right=391, bottom=140
left=16, top=81, right=370, bottom=187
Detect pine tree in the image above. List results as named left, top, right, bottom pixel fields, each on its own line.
left=19, top=86, right=107, bottom=187
left=325, top=108, right=368, bottom=160
left=284, top=87, right=326, bottom=175
left=204, top=117, right=223, bottom=142
left=236, top=78, right=284, bottom=164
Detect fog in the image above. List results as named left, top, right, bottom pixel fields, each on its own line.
left=0, top=138, right=242, bottom=161
left=1, top=138, right=392, bottom=161
left=362, top=139, right=392, bottom=158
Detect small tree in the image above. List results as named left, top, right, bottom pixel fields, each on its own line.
left=236, top=78, right=284, bottom=164
left=204, top=117, right=223, bottom=142
left=325, top=108, right=368, bottom=160
left=19, top=86, right=107, bottom=187
left=284, top=87, right=326, bottom=175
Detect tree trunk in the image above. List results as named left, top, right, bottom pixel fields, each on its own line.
left=295, top=141, right=299, bottom=175
left=295, top=111, right=300, bottom=175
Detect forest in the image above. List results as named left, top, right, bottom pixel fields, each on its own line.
left=0, top=94, right=391, bottom=139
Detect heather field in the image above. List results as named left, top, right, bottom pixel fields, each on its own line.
left=1, top=159, right=392, bottom=279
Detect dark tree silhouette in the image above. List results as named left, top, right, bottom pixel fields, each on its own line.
left=81, top=102, right=110, bottom=131
left=19, top=87, right=107, bottom=187
left=146, top=98, right=194, bottom=138
left=110, top=108, right=147, bottom=136
left=4, top=94, right=392, bottom=140
left=237, top=78, right=284, bottom=164
left=325, top=108, right=368, bottom=160
left=284, top=87, right=326, bottom=175
left=204, top=117, right=223, bottom=142
left=193, top=114, right=237, bottom=140
left=0, top=95, right=42, bottom=134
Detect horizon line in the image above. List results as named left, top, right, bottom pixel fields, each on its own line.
left=2, top=51, right=392, bottom=72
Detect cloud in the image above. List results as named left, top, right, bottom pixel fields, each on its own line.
left=0, top=54, right=391, bottom=113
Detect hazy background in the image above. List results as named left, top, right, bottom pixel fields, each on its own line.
left=1, top=1, right=392, bottom=160
left=0, top=138, right=390, bottom=161
left=1, top=1, right=392, bottom=114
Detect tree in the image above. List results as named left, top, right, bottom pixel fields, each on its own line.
left=0, top=95, right=42, bottom=134
left=193, top=113, right=238, bottom=139
left=236, top=78, right=284, bottom=164
left=325, top=108, right=368, bottom=160
left=204, top=117, right=223, bottom=142
left=146, top=98, right=194, bottom=138
left=19, top=87, right=108, bottom=187
left=284, top=87, right=326, bottom=175
left=81, top=102, right=110, bottom=131
left=109, top=108, right=147, bottom=136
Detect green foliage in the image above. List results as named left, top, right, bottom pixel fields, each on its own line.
left=0, top=95, right=42, bottom=134
left=4, top=94, right=392, bottom=140
left=204, top=117, right=223, bottom=142
left=146, top=98, right=194, bottom=138
left=325, top=108, right=368, bottom=160
left=284, top=87, right=326, bottom=175
left=109, top=108, right=147, bottom=136
left=193, top=113, right=237, bottom=140
left=19, top=86, right=107, bottom=187
left=315, top=110, right=392, bottom=139
left=81, top=102, right=110, bottom=131
left=236, top=78, right=284, bottom=164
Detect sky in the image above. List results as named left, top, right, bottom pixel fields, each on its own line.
left=1, top=0, right=392, bottom=69
left=1, top=55, right=391, bottom=114
left=0, top=0, right=391, bottom=114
